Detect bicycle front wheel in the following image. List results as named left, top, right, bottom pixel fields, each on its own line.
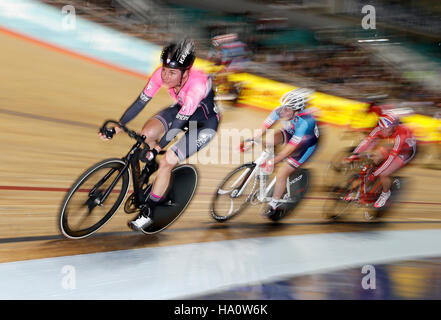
left=322, top=174, right=359, bottom=220
left=210, top=163, right=257, bottom=222
left=322, top=146, right=356, bottom=191
left=59, top=158, right=130, bottom=239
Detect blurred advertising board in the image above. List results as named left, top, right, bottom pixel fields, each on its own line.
left=195, top=59, right=440, bottom=142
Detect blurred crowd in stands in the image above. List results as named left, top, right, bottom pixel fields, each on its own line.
left=341, top=0, right=441, bottom=37
left=41, top=0, right=441, bottom=115
left=257, top=44, right=441, bottom=107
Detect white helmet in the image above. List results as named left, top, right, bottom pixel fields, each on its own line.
left=280, top=88, right=314, bottom=112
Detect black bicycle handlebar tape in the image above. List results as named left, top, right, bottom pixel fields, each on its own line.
left=100, top=126, right=116, bottom=139
left=101, top=120, right=152, bottom=149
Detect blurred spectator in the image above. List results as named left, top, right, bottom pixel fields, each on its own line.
left=209, top=33, right=250, bottom=72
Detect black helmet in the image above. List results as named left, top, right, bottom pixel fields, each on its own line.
left=161, top=39, right=196, bottom=70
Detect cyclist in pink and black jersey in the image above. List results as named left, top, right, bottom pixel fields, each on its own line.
left=99, top=39, right=219, bottom=231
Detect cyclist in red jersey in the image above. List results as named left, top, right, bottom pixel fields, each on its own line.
left=346, top=113, right=416, bottom=208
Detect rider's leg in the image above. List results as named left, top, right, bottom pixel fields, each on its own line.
left=142, top=104, right=180, bottom=148
left=145, top=117, right=218, bottom=213
left=379, top=175, right=392, bottom=193
left=129, top=147, right=180, bottom=231
left=373, top=156, right=405, bottom=208
left=268, top=141, right=317, bottom=208
left=261, top=130, right=286, bottom=210
left=146, top=150, right=180, bottom=210
left=269, top=162, right=296, bottom=209
left=141, top=118, right=165, bottom=149
left=128, top=108, right=178, bottom=231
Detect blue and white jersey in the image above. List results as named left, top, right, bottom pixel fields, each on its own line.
left=263, top=107, right=319, bottom=147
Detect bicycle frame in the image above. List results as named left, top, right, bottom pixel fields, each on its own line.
left=344, top=160, right=384, bottom=206
left=94, top=119, right=170, bottom=210
left=91, top=141, right=140, bottom=205
left=233, top=149, right=295, bottom=204
left=91, top=140, right=160, bottom=211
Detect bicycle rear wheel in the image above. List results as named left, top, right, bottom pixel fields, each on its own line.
left=210, top=163, right=257, bottom=222
left=59, top=158, right=130, bottom=239
left=141, top=164, right=198, bottom=234
left=266, top=168, right=310, bottom=222
left=364, top=176, right=404, bottom=220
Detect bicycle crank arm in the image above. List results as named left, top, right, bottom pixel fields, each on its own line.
left=258, top=197, right=295, bottom=203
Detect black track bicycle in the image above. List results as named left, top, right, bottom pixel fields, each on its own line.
left=59, top=120, right=198, bottom=239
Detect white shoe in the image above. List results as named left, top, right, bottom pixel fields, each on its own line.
left=261, top=199, right=282, bottom=218
left=364, top=211, right=376, bottom=220
left=268, top=199, right=283, bottom=210
left=374, top=190, right=391, bottom=208
left=129, top=215, right=153, bottom=231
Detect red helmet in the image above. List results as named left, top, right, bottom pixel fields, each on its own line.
left=378, top=113, right=399, bottom=129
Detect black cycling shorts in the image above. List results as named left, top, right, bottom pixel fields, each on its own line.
left=153, top=104, right=219, bottom=161
left=280, top=129, right=318, bottom=168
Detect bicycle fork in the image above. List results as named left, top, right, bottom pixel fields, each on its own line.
left=235, top=150, right=273, bottom=198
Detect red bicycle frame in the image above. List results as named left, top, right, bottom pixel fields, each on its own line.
left=343, top=159, right=383, bottom=206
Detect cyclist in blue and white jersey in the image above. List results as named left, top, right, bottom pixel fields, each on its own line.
left=240, top=88, right=319, bottom=217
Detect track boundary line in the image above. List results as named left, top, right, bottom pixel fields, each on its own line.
left=0, top=108, right=97, bottom=129
left=1, top=184, right=441, bottom=206
left=1, top=221, right=441, bottom=245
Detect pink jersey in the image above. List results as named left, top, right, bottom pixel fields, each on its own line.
left=142, top=67, right=212, bottom=117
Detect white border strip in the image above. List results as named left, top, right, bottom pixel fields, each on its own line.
left=0, top=229, right=441, bottom=299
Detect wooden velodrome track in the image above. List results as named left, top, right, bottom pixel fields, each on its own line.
left=1, top=30, right=441, bottom=264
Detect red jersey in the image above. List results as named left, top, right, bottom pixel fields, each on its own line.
left=354, top=124, right=416, bottom=176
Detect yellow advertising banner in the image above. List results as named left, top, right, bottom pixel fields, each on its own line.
left=402, top=114, right=441, bottom=142
left=195, top=59, right=440, bottom=142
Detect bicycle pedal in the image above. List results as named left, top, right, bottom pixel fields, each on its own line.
left=163, top=199, right=176, bottom=207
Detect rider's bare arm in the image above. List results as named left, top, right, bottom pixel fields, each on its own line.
left=252, top=124, right=269, bottom=142
left=240, top=124, right=269, bottom=152
left=98, top=92, right=151, bottom=141
left=273, top=143, right=296, bottom=164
